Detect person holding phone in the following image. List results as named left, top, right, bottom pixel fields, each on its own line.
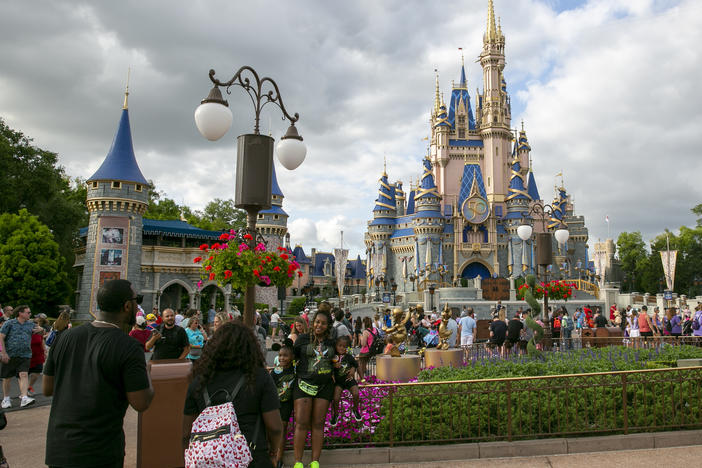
left=145, top=308, right=189, bottom=360
left=185, top=316, right=207, bottom=361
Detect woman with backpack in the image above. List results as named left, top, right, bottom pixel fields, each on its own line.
left=183, top=321, right=283, bottom=468
left=667, top=307, right=682, bottom=337
left=691, top=305, right=702, bottom=337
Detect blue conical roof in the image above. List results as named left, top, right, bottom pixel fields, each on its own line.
left=458, top=162, right=487, bottom=209
left=506, top=158, right=529, bottom=201
left=460, top=64, right=467, bottom=87
left=88, top=109, right=148, bottom=185
left=271, top=162, right=283, bottom=197
left=415, top=158, right=439, bottom=199
left=527, top=170, right=540, bottom=201
left=373, top=173, right=396, bottom=211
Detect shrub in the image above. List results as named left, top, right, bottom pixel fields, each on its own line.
left=287, top=297, right=307, bottom=316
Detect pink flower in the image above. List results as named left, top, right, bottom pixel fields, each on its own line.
left=260, top=275, right=271, bottom=286
left=254, top=242, right=266, bottom=252
left=197, top=280, right=203, bottom=289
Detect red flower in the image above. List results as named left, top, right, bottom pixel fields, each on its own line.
left=199, top=244, right=209, bottom=251
left=193, top=256, right=202, bottom=263
left=243, top=233, right=253, bottom=240
left=253, top=269, right=260, bottom=276
left=266, top=256, right=271, bottom=262
left=224, top=270, right=232, bottom=279
left=205, top=265, right=212, bottom=271
left=209, top=273, right=215, bottom=280
left=298, top=271, right=303, bottom=277
left=209, top=256, right=214, bottom=261
left=219, top=233, right=229, bottom=240
left=280, top=253, right=288, bottom=260
left=273, top=266, right=281, bottom=272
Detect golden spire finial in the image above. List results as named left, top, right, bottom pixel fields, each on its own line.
left=521, top=119, right=525, bottom=132
left=383, top=155, right=387, bottom=176
left=486, top=0, right=497, bottom=42
left=434, top=68, right=440, bottom=113
left=497, top=16, right=502, bottom=35
left=123, top=67, right=131, bottom=110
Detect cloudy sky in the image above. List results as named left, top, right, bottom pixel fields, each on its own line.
left=1, top=0, right=700, bottom=258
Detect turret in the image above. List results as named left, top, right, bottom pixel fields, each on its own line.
left=395, top=181, right=406, bottom=216
left=258, top=162, right=288, bottom=240
left=78, top=90, right=150, bottom=320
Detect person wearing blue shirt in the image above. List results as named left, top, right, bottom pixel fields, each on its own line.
left=457, top=308, right=477, bottom=346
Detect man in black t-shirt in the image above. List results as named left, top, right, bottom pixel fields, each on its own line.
left=43, top=279, right=153, bottom=467
left=489, top=316, right=508, bottom=356
left=146, top=308, right=190, bottom=360
left=506, top=314, right=523, bottom=349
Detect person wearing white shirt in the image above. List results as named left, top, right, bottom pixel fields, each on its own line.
left=457, top=309, right=477, bottom=346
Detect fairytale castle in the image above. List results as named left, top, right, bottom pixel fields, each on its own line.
left=364, top=0, right=590, bottom=294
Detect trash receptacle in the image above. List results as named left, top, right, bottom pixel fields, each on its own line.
left=137, top=359, right=192, bottom=468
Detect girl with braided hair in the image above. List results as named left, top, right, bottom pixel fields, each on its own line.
left=292, top=303, right=336, bottom=468
left=183, top=321, right=283, bottom=467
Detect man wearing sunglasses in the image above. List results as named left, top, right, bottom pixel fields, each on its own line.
left=43, top=279, right=154, bottom=468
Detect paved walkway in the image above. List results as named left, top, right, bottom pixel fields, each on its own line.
left=2, top=403, right=701, bottom=467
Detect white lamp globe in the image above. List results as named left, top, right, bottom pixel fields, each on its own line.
left=554, top=228, right=570, bottom=245
left=195, top=102, right=232, bottom=141
left=276, top=124, right=307, bottom=170
left=517, top=224, right=533, bottom=241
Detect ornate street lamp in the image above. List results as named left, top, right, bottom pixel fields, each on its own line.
left=391, top=279, right=398, bottom=306
left=409, top=273, right=416, bottom=291
left=428, top=283, right=436, bottom=311
left=195, top=66, right=306, bottom=327
left=519, top=202, right=569, bottom=322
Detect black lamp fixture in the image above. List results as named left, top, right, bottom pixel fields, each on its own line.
left=195, top=66, right=306, bottom=327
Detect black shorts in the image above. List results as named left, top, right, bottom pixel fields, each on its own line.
left=506, top=337, right=520, bottom=348
left=293, top=379, right=334, bottom=401
left=335, top=378, right=358, bottom=392
left=490, top=339, right=505, bottom=347
left=641, top=331, right=654, bottom=337
left=27, top=364, right=43, bottom=375
left=1, top=357, right=30, bottom=378
left=279, top=400, right=293, bottom=422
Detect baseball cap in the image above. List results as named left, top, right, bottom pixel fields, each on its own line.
left=146, top=313, right=157, bottom=321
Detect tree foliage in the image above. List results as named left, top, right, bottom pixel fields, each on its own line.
left=144, top=190, right=246, bottom=232
left=0, top=118, right=88, bottom=283
left=0, top=209, right=69, bottom=314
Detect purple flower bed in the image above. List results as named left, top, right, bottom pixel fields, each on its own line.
left=284, top=376, right=410, bottom=447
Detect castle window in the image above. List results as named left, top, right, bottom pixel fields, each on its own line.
left=274, top=215, right=279, bottom=220
left=258, top=214, right=264, bottom=219
left=458, top=128, right=465, bottom=139
left=91, top=181, right=98, bottom=189
left=111, top=181, right=121, bottom=189
left=135, top=184, right=142, bottom=192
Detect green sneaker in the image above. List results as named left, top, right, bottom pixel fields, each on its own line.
left=309, top=462, right=320, bottom=468
left=293, top=463, right=304, bottom=468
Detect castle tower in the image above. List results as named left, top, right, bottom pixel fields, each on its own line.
left=478, top=0, right=512, bottom=210
left=504, top=141, right=532, bottom=276
left=395, top=181, right=406, bottom=217
left=413, top=158, right=443, bottom=285
left=77, top=90, right=150, bottom=320
left=256, top=162, right=289, bottom=308
left=366, top=169, right=396, bottom=279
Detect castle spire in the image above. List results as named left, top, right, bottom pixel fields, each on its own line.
left=459, top=48, right=466, bottom=87
left=486, top=0, right=497, bottom=42
left=434, top=69, right=441, bottom=113
left=123, top=68, right=130, bottom=110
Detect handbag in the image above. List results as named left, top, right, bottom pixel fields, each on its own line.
left=0, top=409, right=7, bottom=430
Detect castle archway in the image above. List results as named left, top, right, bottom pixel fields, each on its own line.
left=460, top=262, right=491, bottom=279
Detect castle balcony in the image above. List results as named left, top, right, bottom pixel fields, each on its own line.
left=141, top=246, right=202, bottom=273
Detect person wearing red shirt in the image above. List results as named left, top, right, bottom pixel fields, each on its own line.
left=27, top=324, right=46, bottom=396
left=129, top=316, right=152, bottom=352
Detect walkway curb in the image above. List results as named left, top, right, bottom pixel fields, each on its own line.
left=284, top=429, right=702, bottom=466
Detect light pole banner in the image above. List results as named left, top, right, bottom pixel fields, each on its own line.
left=660, top=250, right=677, bottom=291
left=334, top=248, right=349, bottom=299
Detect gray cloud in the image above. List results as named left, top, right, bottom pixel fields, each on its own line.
left=1, top=0, right=699, bottom=259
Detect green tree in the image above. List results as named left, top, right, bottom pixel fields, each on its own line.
left=649, top=226, right=702, bottom=296
left=191, top=198, right=246, bottom=231
left=0, top=209, right=69, bottom=314
left=616, top=231, right=648, bottom=292
left=0, top=119, right=89, bottom=292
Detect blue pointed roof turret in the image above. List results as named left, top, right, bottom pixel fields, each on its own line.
left=260, top=162, right=287, bottom=216
left=518, top=128, right=531, bottom=152
left=527, top=169, right=540, bottom=201
left=271, top=161, right=283, bottom=197
left=88, top=108, right=149, bottom=185
left=460, top=62, right=467, bottom=87
left=292, top=245, right=311, bottom=264
left=415, top=158, right=439, bottom=200
left=548, top=186, right=568, bottom=229
left=406, top=188, right=416, bottom=215
left=506, top=157, right=530, bottom=202
left=447, top=58, right=476, bottom=131
left=373, top=171, right=396, bottom=212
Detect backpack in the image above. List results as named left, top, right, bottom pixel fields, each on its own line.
left=692, top=314, right=701, bottom=331
left=665, top=318, right=673, bottom=333
left=368, top=328, right=385, bottom=356
left=185, top=376, right=259, bottom=468
left=46, top=329, right=58, bottom=347
left=561, top=316, right=572, bottom=331
left=553, top=317, right=561, bottom=329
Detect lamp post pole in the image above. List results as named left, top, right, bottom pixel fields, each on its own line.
left=519, top=202, right=569, bottom=323
left=429, top=283, right=436, bottom=311
left=391, top=280, right=397, bottom=306
left=195, top=67, right=306, bottom=327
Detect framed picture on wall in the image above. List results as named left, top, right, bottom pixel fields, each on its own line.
left=99, top=271, right=121, bottom=286
left=100, top=249, right=123, bottom=266
left=101, top=227, right=124, bottom=244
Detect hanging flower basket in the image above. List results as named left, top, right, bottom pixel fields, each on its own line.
left=517, top=279, right=577, bottom=301
left=194, top=230, right=302, bottom=291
